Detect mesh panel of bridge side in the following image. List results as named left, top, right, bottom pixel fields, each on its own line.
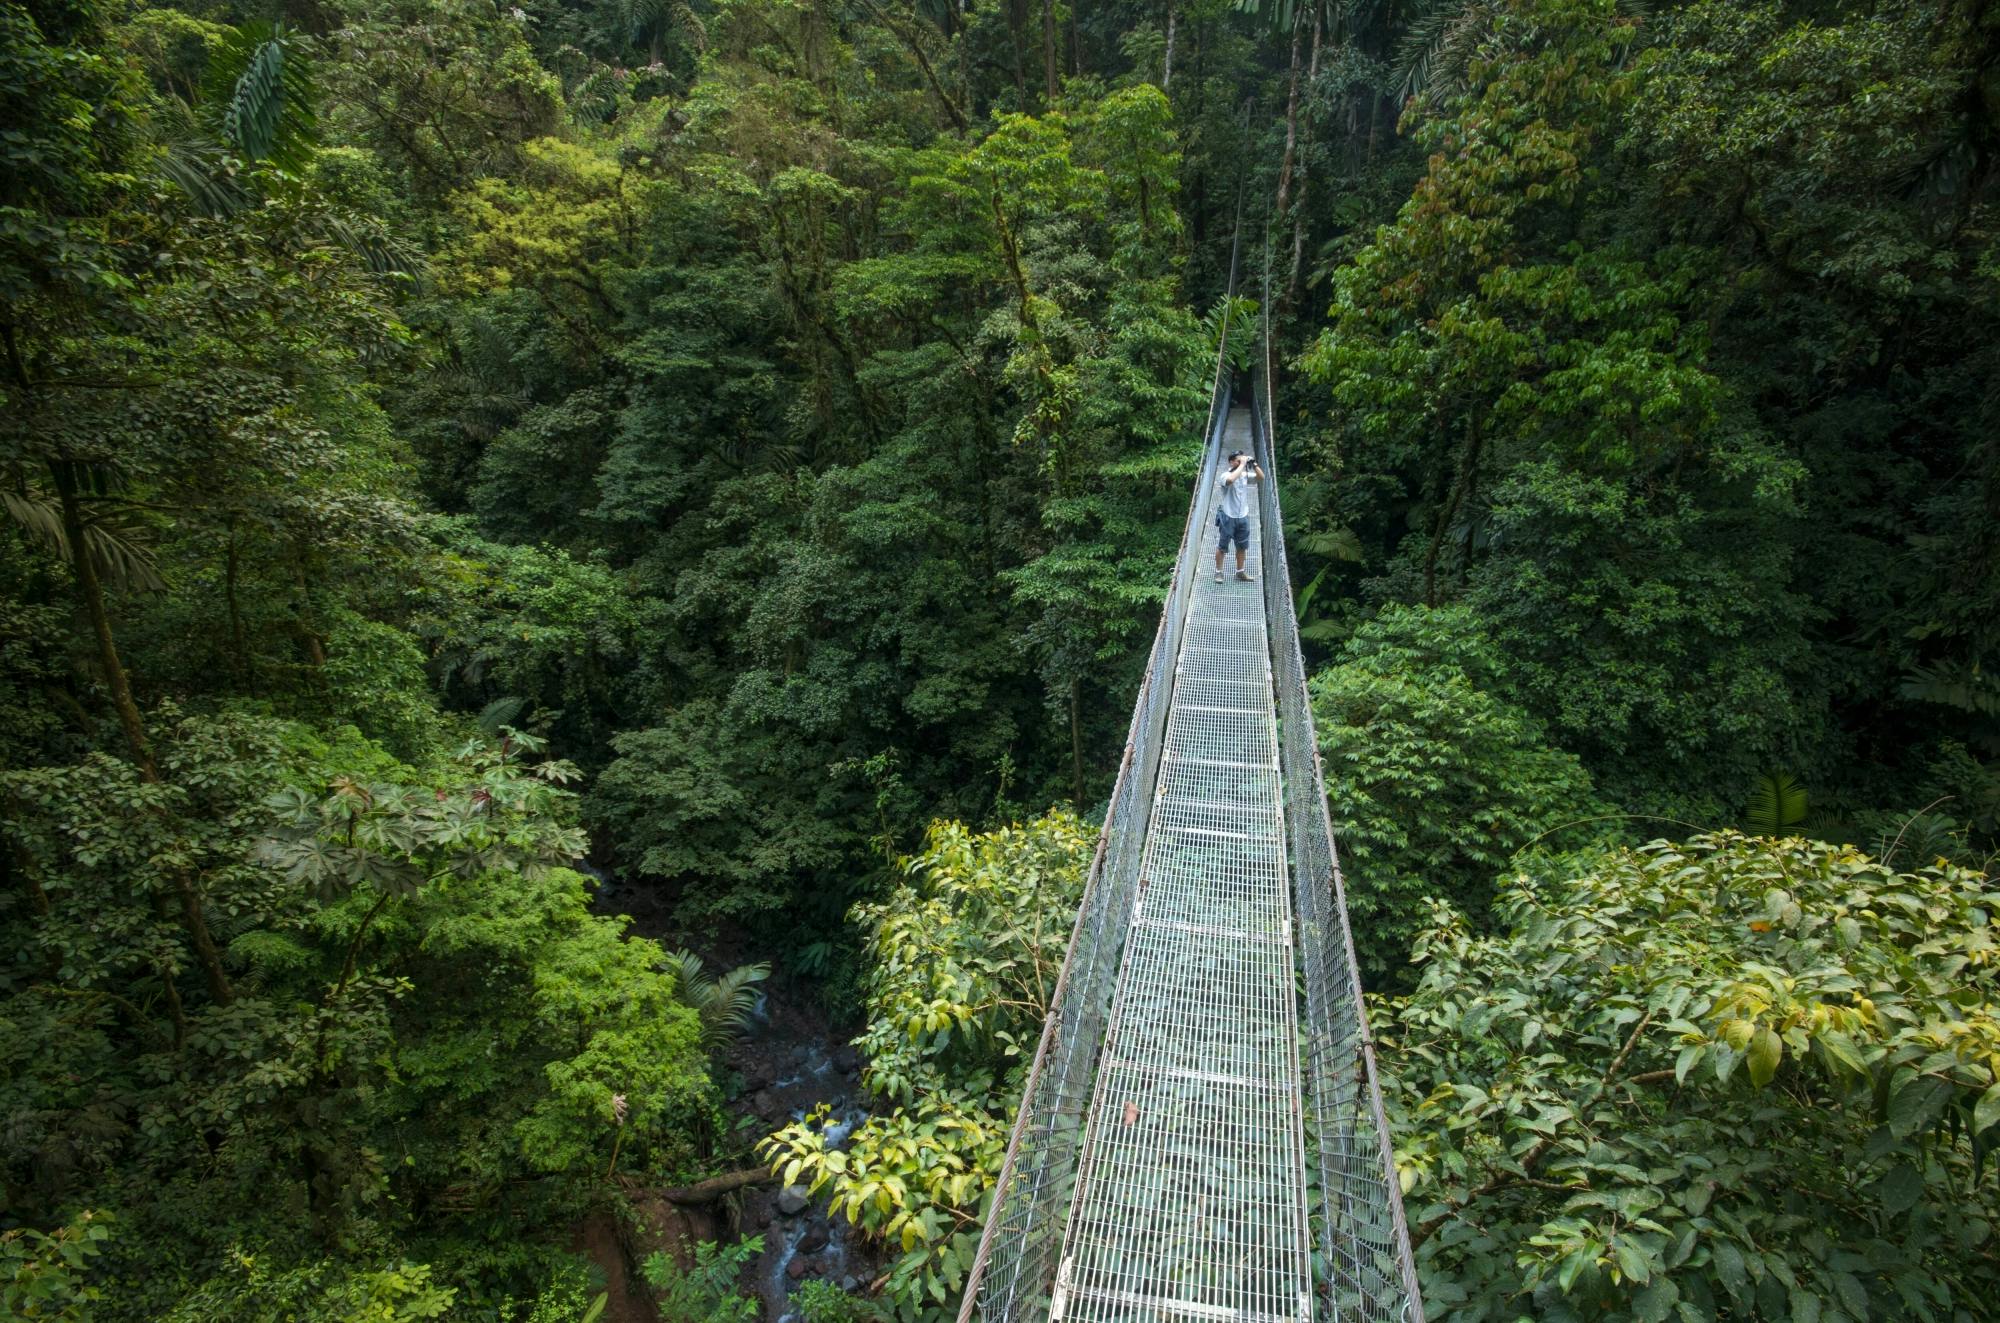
left=1253, top=381, right=1426, bottom=1321
left=1050, top=408, right=1315, bottom=1323
left=968, top=614, right=1165, bottom=1322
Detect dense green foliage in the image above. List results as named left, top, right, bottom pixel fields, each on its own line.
left=3, top=0, right=1997, bottom=1316
left=1311, top=603, right=1604, bottom=981
left=1386, top=834, right=2000, bottom=1320
left=3, top=0, right=1218, bottom=1311
left=1288, top=0, right=1999, bottom=837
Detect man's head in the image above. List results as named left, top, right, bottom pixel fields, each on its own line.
left=1228, top=451, right=1248, bottom=468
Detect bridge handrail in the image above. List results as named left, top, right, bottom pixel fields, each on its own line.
left=1252, top=308, right=1426, bottom=1321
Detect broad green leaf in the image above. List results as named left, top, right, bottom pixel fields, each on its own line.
left=1613, top=1240, right=1652, bottom=1284
left=1815, top=1031, right=1867, bottom=1079
left=1557, top=1246, right=1593, bottom=1293
left=1974, top=1082, right=2000, bottom=1137
left=1633, top=1277, right=1680, bottom=1323
left=1747, top=1025, right=1782, bottom=1087
left=1878, top=1161, right=1923, bottom=1216
left=1888, top=1076, right=1952, bottom=1138
left=1712, top=1241, right=1748, bottom=1299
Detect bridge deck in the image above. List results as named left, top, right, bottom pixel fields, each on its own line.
left=1052, top=408, right=1313, bottom=1323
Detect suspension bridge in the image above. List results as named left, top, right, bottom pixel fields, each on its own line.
left=955, top=275, right=1423, bottom=1322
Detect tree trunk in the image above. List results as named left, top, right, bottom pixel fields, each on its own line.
left=1008, top=0, right=1029, bottom=97
left=1424, top=417, right=1482, bottom=606
left=992, top=193, right=1037, bottom=331
left=1285, top=4, right=1323, bottom=312
left=662, top=1167, right=778, bottom=1204
left=225, top=517, right=256, bottom=695
left=6, top=837, right=62, bottom=981
left=856, top=0, right=968, bottom=132
left=312, top=888, right=394, bottom=1082
left=293, top=555, right=327, bottom=670
left=1041, top=0, right=1059, bottom=102
left=53, top=463, right=153, bottom=773
left=1274, top=7, right=1305, bottom=221
left=1069, top=674, right=1085, bottom=807
left=1162, top=2, right=1175, bottom=88
left=51, top=461, right=236, bottom=1009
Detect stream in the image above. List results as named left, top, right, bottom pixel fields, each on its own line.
left=735, top=1041, right=875, bottom=1321
left=589, top=863, right=884, bottom=1320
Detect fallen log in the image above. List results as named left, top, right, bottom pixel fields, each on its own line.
left=659, top=1167, right=776, bottom=1204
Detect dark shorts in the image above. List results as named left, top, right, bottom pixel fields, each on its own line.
left=1216, top=512, right=1250, bottom=551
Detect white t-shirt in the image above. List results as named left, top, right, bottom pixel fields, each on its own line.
left=1217, top=465, right=1255, bottom=520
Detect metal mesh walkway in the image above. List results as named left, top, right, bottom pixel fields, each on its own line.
left=1052, top=408, right=1312, bottom=1323
left=958, top=367, right=1424, bottom=1323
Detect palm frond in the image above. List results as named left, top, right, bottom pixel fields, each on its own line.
left=2, top=490, right=167, bottom=593
left=1395, top=0, right=1650, bottom=104
left=204, top=22, right=316, bottom=172
left=1394, top=0, right=1501, bottom=103
left=1204, top=295, right=1261, bottom=376
left=708, top=961, right=771, bottom=1039
left=313, top=212, right=427, bottom=282
left=1874, top=809, right=1963, bottom=869
left=1745, top=770, right=1808, bottom=836
left=1233, top=0, right=1303, bottom=38
left=1298, top=527, right=1363, bottom=562
left=152, top=134, right=253, bottom=218
left=1899, top=660, right=2000, bottom=717
left=476, top=696, right=528, bottom=734
left=662, top=949, right=770, bottom=1052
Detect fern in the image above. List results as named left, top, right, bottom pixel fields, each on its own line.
left=1873, top=810, right=1963, bottom=869
left=661, top=949, right=770, bottom=1052
left=1203, top=295, right=1260, bottom=376
left=476, top=696, right=528, bottom=734
left=1745, top=771, right=1808, bottom=836
left=1899, top=660, right=2000, bottom=717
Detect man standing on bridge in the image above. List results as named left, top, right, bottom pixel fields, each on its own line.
left=1214, top=450, right=1262, bottom=583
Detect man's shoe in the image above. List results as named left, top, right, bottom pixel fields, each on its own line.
left=1235, top=570, right=1255, bottom=582
left=1214, top=569, right=1225, bottom=583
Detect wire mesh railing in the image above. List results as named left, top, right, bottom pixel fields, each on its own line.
left=1250, top=343, right=1425, bottom=1322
